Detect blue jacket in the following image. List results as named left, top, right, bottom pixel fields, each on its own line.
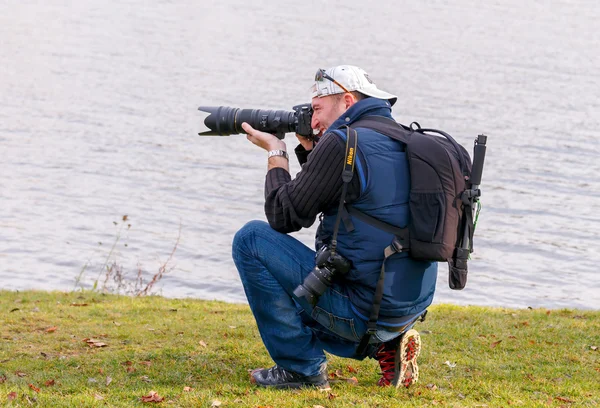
left=316, top=98, right=438, bottom=326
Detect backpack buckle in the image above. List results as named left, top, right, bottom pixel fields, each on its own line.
left=391, top=237, right=406, bottom=253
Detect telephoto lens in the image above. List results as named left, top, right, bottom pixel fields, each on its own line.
left=197, top=106, right=297, bottom=139
left=197, top=103, right=314, bottom=139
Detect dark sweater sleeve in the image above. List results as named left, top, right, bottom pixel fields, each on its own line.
left=264, top=132, right=361, bottom=234
left=294, top=143, right=312, bottom=165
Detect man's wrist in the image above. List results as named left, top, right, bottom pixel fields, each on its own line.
left=267, top=140, right=287, bottom=151
left=267, top=149, right=289, bottom=160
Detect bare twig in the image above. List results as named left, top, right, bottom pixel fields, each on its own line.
left=138, top=223, right=181, bottom=296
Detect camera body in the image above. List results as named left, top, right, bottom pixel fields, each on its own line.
left=198, top=103, right=314, bottom=139
left=293, top=246, right=352, bottom=307
left=291, top=103, right=314, bottom=139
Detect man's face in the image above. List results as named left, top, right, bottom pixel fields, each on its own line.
left=310, top=95, right=348, bottom=138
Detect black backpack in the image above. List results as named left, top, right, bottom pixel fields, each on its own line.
left=347, top=116, right=487, bottom=290
left=332, top=117, right=487, bottom=355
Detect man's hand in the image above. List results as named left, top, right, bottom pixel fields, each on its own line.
left=242, top=122, right=286, bottom=151
left=242, top=122, right=289, bottom=172
left=296, top=134, right=314, bottom=151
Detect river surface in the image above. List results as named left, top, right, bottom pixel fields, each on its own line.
left=1, top=0, right=599, bottom=309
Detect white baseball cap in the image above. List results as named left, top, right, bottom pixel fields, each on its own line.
left=310, top=65, right=397, bottom=106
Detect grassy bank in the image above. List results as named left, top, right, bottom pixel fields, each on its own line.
left=1, top=291, right=599, bottom=407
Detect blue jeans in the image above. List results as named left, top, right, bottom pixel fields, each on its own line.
left=232, top=220, right=379, bottom=377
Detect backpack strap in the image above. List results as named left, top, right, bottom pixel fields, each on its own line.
left=347, top=117, right=417, bottom=355
left=343, top=115, right=410, bottom=244
left=355, top=233, right=409, bottom=356
left=345, top=205, right=408, bottom=243
left=350, top=116, right=411, bottom=147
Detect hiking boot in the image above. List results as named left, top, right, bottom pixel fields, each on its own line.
left=250, top=365, right=331, bottom=390
left=375, top=329, right=421, bottom=388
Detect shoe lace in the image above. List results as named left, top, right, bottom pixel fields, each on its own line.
left=375, top=344, right=396, bottom=385
left=268, top=366, right=293, bottom=382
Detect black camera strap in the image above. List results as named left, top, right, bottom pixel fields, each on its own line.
left=329, top=125, right=357, bottom=256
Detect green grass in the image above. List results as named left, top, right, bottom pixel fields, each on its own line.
left=1, top=290, right=599, bottom=407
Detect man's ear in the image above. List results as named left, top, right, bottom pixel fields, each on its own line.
left=343, top=93, right=357, bottom=109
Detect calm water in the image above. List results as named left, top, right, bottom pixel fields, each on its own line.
left=1, top=0, right=599, bottom=309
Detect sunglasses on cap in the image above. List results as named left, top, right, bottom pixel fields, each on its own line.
left=314, top=68, right=350, bottom=94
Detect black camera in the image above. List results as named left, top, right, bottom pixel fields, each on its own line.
left=197, top=104, right=314, bottom=139
left=293, top=246, right=352, bottom=307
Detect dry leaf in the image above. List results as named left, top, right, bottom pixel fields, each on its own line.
left=15, top=371, right=27, bottom=377
left=327, top=392, right=338, bottom=400
left=95, top=394, right=105, bottom=400
left=139, top=361, right=152, bottom=367
left=106, top=376, right=112, bottom=386
left=45, top=326, right=58, bottom=333
left=126, top=367, right=136, bottom=373
left=444, top=361, right=456, bottom=368
left=490, top=340, right=502, bottom=348
left=313, top=405, right=326, bottom=408
left=140, top=375, right=152, bottom=383
left=140, top=391, right=164, bottom=403
left=591, top=346, right=598, bottom=351
left=28, top=383, right=40, bottom=393
left=211, top=400, right=222, bottom=407
left=70, top=303, right=88, bottom=307
left=345, top=376, right=359, bottom=385
left=8, top=392, right=17, bottom=401
left=199, top=341, right=207, bottom=348
left=347, top=365, right=357, bottom=373
left=427, top=383, right=438, bottom=390
left=82, top=338, right=108, bottom=348
left=183, top=386, right=192, bottom=392
left=121, top=361, right=133, bottom=366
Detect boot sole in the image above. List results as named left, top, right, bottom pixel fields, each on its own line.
left=393, top=329, right=421, bottom=388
